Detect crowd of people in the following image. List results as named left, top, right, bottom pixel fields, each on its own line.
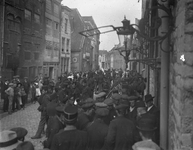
left=0, top=69, right=162, bottom=150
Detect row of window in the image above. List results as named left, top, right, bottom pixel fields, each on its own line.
left=25, top=9, right=40, bottom=24
left=62, top=37, right=70, bottom=53
left=46, top=0, right=59, bottom=16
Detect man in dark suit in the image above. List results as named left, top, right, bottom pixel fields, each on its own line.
left=144, top=94, right=160, bottom=145
left=50, top=105, right=88, bottom=150
left=43, top=105, right=65, bottom=149
left=31, top=85, right=51, bottom=139
left=105, top=104, right=136, bottom=150
left=126, top=96, right=139, bottom=122
left=86, top=107, right=109, bottom=150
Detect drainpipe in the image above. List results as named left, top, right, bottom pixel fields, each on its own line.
left=158, top=0, right=169, bottom=149
left=0, top=0, right=5, bottom=76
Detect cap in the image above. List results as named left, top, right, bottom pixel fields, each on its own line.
left=63, top=106, right=78, bottom=124
left=84, top=98, right=94, bottom=103
left=136, top=118, right=157, bottom=131
left=128, top=96, right=139, bottom=101
left=16, top=141, right=34, bottom=150
left=0, top=130, right=19, bottom=149
left=104, top=98, right=114, bottom=106
left=136, top=101, right=146, bottom=108
left=95, top=108, right=109, bottom=117
left=9, top=83, right=14, bottom=86
left=10, top=127, right=28, bottom=141
left=144, top=94, right=154, bottom=103
left=95, top=102, right=107, bottom=108
left=55, top=105, right=65, bottom=113
left=111, top=93, right=122, bottom=101
left=115, top=104, right=128, bottom=110
left=121, top=94, right=130, bottom=101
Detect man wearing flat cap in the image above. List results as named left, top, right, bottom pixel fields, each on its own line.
left=86, top=107, right=109, bottom=150
left=76, top=98, right=95, bottom=130
left=126, top=96, right=139, bottom=122
left=43, top=105, right=65, bottom=149
left=31, top=85, right=51, bottom=139
left=50, top=106, right=88, bottom=150
left=105, top=104, right=136, bottom=150
left=103, top=98, right=117, bottom=125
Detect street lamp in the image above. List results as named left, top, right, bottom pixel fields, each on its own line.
left=79, top=1, right=173, bottom=69
left=116, top=17, right=135, bottom=70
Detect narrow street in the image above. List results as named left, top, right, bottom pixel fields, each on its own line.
left=0, top=103, right=46, bottom=150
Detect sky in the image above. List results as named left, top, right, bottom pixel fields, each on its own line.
left=62, top=0, right=142, bottom=51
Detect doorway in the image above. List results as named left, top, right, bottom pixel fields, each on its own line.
left=49, top=67, right=54, bottom=79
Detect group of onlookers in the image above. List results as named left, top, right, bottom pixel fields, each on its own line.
left=1, top=75, right=32, bottom=114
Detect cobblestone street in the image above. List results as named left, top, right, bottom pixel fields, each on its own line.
left=0, top=103, right=46, bottom=150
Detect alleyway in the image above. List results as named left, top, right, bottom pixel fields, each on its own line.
left=0, top=103, right=46, bottom=150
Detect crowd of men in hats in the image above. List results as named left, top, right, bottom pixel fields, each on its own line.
left=0, top=69, right=162, bottom=150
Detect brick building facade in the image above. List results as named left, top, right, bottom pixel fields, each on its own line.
left=0, top=0, right=45, bottom=81
left=138, top=0, right=193, bottom=149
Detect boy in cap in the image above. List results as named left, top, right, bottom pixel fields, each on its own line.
left=86, top=107, right=109, bottom=150
left=105, top=104, right=136, bottom=150
left=50, top=106, right=88, bottom=150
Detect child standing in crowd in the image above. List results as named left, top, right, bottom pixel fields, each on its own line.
left=15, top=83, right=23, bottom=110
left=21, top=84, right=26, bottom=109
left=5, top=83, right=14, bottom=114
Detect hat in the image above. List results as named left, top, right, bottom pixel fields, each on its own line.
left=111, top=93, right=122, bottom=101
left=128, top=96, right=139, bottom=101
left=15, top=141, right=34, bottom=150
left=136, top=118, right=157, bottom=131
left=8, top=83, right=14, bottom=86
left=24, top=77, right=28, bottom=79
left=145, top=94, right=154, bottom=103
left=63, top=106, right=78, bottom=124
left=0, top=130, right=20, bottom=150
left=13, top=75, right=19, bottom=78
left=121, top=94, right=130, bottom=101
left=55, top=105, right=65, bottom=113
left=10, top=127, right=28, bottom=141
left=104, top=98, right=114, bottom=106
left=95, top=102, right=107, bottom=108
left=115, top=104, right=128, bottom=110
left=136, top=101, right=146, bottom=108
left=95, top=108, right=109, bottom=117
left=81, top=98, right=94, bottom=109
left=94, top=92, right=106, bottom=99
left=84, top=98, right=94, bottom=103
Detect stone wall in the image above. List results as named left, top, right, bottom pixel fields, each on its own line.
left=169, top=0, right=193, bottom=150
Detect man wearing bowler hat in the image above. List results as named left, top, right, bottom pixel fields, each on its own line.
left=132, top=118, right=161, bottom=150
left=105, top=104, right=136, bottom=150
left=144, top=94, right=159, bottom=114
left=144, top=94, right=160, bottom=145
left=50, top=105, right=88, bottom=150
